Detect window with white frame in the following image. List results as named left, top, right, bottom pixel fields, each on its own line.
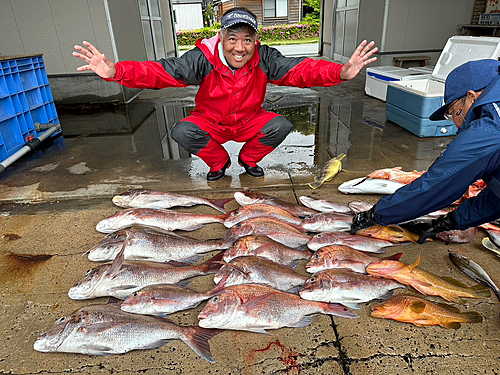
left=264, top=0, right=288, bottom=18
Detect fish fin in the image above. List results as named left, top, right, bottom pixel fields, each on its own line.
left=439, top=276, right=469, bottom=288
left=175, top=280, right=192, bottom=288
left=246, top=328, right=271, bottom=334
left=409, top=301, right=426, bottom=314
left=107, top=297, right=122, bottom=306
left=286, top=286, right=302, bottom=294
left=182, top=224, right=205, bottom=231
left=440, top=322, right=462, bottom=329
left=407, top=254, right=421, bottom=273
left=470, top=284, right=492, bottom=298
left=166, top=260, right=191, bottom=267
left=109, top=285, right=138, bottom=294
left=209, top=198, right=235, bottom=213
left=309, top=181, right=323, bottom=190
left=207, top=275, right=229, bottom=296
left=82, top=344, right=116, bottom=355
left=463, top=311, right=483, bottom=323
left=176, top=254, right=207, bottom=264
left=108, top=241, right=127, bottom=277
left=202, top=251, right=227, bottom=273
left=291, top=316, right=315, bottom=328
left=323, top=303, right=359, bottom=318
left=376, top=290, right=395, bottom=301
left=482, top=237, right=500, bottom=255
left=180, top=327, right=223, bottom=363
left=288, top=260, right=302, bottom=269
left=385, top=252, right=404, bottom=261
left=141, top=339, right=173, bottom=350
left=340, top=302, right=361, bottom=310
left=436, top=302, right=461, bottom=313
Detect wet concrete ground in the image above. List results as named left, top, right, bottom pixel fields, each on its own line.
left=0, top=74, right=499, bottom=374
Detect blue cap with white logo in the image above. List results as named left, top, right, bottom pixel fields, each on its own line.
left=221, top=10, right=258, bottom=32
left=430, top=59, right=500, bottom=121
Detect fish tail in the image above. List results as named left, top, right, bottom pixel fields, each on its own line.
left=202, top=251, right=226, bottom=273
left=209, top=198, right=235, bottom=213
left=462, top=311, right=483, bottom=324
left=180, top=327, right=223, bottom=363
left=385, top=252, right=404, bottom=261
left=471, top=284, right=492, bottom=298
left=309, top=181, right=323, bottom=190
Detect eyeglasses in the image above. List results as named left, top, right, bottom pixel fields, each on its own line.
left=443, top=97, right=464, bottom=121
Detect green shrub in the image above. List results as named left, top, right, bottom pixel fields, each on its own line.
left=176, top=22, right=320, bottom=46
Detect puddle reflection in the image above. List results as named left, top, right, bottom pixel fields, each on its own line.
left=56, top=94, right=454, bottom=182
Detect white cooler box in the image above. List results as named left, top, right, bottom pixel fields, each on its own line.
left=365, top=66, right=431, bottom=101
left=386, top=36, right=500, bottom=138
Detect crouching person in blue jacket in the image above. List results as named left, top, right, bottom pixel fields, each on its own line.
left=351, top=59, right=500, bottom=243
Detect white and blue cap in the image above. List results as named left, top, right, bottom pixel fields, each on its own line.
left=221, top=10, right=258, bottom=32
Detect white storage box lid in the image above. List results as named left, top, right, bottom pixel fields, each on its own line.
left=431, top=36, right=500, bottom=83
left=367, top=66, right=430, bottom=80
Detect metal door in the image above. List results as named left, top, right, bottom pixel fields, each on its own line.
left=333, top=0, right=359, bottom=63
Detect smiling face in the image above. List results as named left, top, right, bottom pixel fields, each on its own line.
left=220, top=26, right=256, bottom=69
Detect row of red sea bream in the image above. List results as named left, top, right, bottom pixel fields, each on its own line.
left=33, top=187, right=498, bottom=363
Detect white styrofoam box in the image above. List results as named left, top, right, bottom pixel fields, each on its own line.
left=365, top=66, right=431, bottom=101
left=386, top=36, right=500, bottom=137
left=408, top=66, right=434, bottom=74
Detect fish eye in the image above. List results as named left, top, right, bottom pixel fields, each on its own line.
left=314, top=254, right=320, bottom=259
left=212, top=296, right=219, bottom=302
left=309, top=276, right=317, bottom=282
left=85, top=269, right=92, bottom=275
left=317, top=234, right=322, bottom=238
left=56, top=317, right=67, bottom=323
left=132, top=292, right=138, bottom=296
left=236, top=223, right=242, bottom=228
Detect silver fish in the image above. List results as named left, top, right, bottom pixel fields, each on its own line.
left=299, top=269, right=404, bottom=309
left=224, top=217, right=311, bottom=248
left=213, top=256, right=308, bottom=292
left=68, top=249, right=223, bottom=300
left=338, top=177, right=405, bottom=195
left=96, top=208, right=227, bottom=233
left=234, top=191, right=317, bottom=217
left=87, top=226, right=229, bottom=263
left=112, top=189, right=233, bottom=213
left=121, top=283, right=224, bottom=316
left=449, top=252, right=500, bottom=302
left=198, top=284, right=358, bottom=333
left=299, top=212, right=353, bottom=233
left=224, top=203, right=302, bottom=228
left=298, top=196, right=352, bottom=214
left=308, top=231, right=393, bottom=253
left=223, top=235, right=313, bottom=268
left=33, top=303, right=220, bottom=362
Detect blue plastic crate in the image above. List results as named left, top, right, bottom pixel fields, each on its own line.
left=0, top=54, right=60, bottom=162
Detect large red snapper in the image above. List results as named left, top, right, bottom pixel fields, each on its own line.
left=224, top=217, right=311, bottom=248
left=234, top=191, right=317, bottom=217
left=96, top=208, right=228, bottom=233
left=223, top=235, right=313, bottom=268
left=308, top=231, right=394, bottom=253
left=299, top=269, right=404, bottom=309
left=371, top=295, right=483, bottom=329
left=224, top=203, right=302, bottom=228
left=213, top=256, right=308, bottom=292
left=198, top=284, right=358, bottom=333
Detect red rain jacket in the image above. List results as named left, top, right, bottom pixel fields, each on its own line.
left=105, top=35, right=345, bottom=127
